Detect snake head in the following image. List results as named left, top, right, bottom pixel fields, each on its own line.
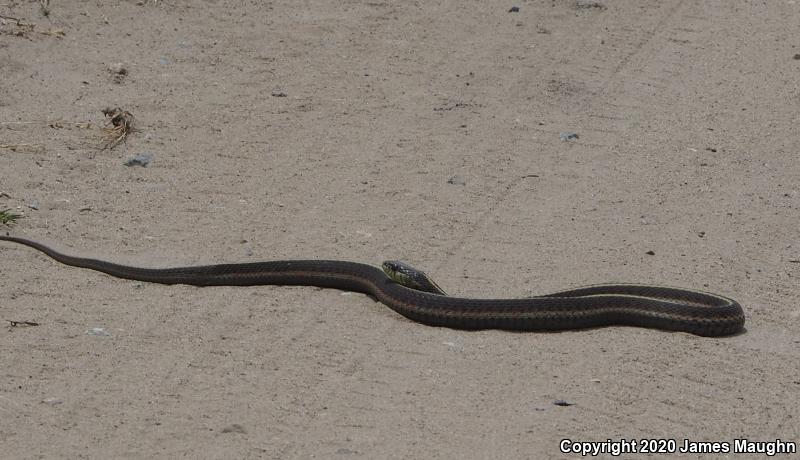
left=382, top=260, right=417, bottom=287
left=381, top=260, right=446, bottom=295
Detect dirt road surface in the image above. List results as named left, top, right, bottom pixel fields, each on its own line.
left=1, top=1, right=798, bottom=458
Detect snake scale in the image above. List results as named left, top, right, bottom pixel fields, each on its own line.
left=0, top=235, right=745, bottom=336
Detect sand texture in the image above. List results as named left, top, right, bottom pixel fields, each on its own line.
left=1, top=1, right=798, bottom=458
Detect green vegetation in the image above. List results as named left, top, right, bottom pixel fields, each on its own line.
left=0, top=209, right=22, bottom=225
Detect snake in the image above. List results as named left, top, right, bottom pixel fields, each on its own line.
left=0, top=235, right=745, bottom=336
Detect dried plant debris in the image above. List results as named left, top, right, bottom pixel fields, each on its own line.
left=101, top=107, right=135, bottom=149
left=1, top=119, right=95, bottom=154
left=8, top=320, right=39, bottom=327
left=0, top=13, right=64, bottom=38
left=0, top=143, right=46, bottom=153
left=0, top=120, right=91, bottom=129
left=0, top=209, right=22, bottom=225
left=48, top=121, right=93, bottom=130
left=0, top=14, right=34, bottom=36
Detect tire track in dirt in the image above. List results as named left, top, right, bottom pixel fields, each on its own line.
left=436, top=0, right=695, bottom=273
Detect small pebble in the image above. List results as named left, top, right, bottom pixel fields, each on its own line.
left=221, top=423, right=247, bottom=434
left=794, top=53, right=800, bottom=60
left=124, top=153, right=153, bottom=167
left=559, top=132, right=579, bottom=141
left=576, top=0, right=605, bottom=8
left=27, top=201, right=39, bottom=210
left=645, top=250, right=655, bottom=255
left=553, top=399, right=574, bottom=406
left=447, top=175, right=466, bottom=185
left=87, top=327, right=110, bottom=337
left=509, top=6, right=520, bottom=12
left=336, top=448, right=354, bottom=455
left=42, top=398, right=63, bottom=405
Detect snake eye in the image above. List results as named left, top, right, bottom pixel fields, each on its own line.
left=385, top=260, right=413, bottom=274
left=382, top=261, right=399, bottom=272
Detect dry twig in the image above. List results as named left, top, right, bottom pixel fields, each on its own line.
left=7, top=320, right=40, bottom=327
left=0, top=12, right=63, bottom=37
left=0, top=143, right=46, bottom=152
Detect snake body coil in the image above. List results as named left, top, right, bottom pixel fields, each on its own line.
left=0, top=235, right=745, bottom=336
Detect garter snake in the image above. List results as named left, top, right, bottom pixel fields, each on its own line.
left=0, top=235, right=745, bottom=336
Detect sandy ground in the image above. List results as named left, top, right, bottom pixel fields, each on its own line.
left=1, top=1, right=799, bottom=458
